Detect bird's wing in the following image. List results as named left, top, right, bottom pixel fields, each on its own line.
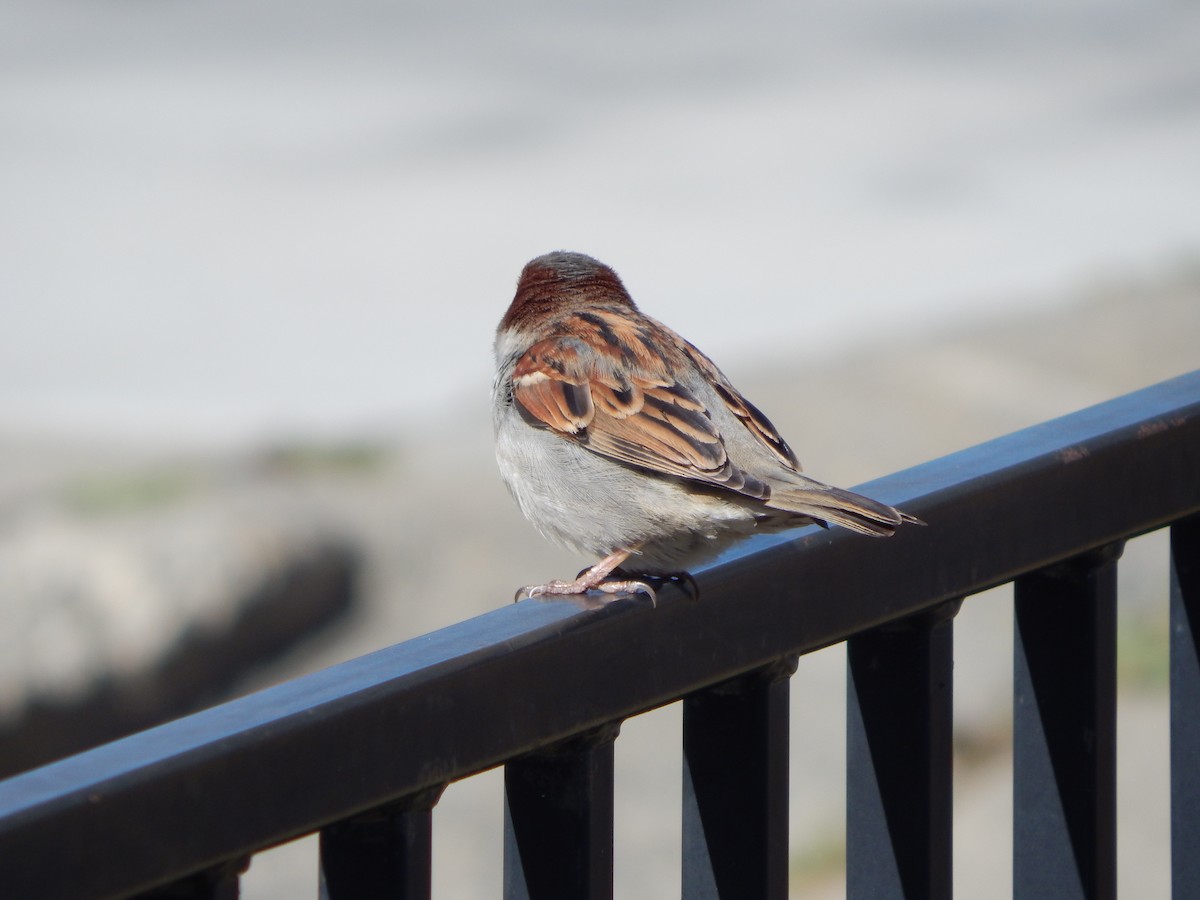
left=510, top=332, right=772, bottom=499
left=676, top=339, right=801, bottom=471
left=510, top=325, right=918, bottom=537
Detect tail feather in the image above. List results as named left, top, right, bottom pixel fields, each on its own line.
left=766, top=481, right=924, bottom=537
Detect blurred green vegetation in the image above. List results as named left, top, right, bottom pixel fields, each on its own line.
left=60, top=467, right=204, bottom=515
left=258, top=440, right=393, bottom=475
left=1117, top=613, right=1170, bottom=691
left=789, top=828, right=845, bottom=894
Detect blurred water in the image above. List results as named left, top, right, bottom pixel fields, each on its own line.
left=2, top=0, right=1198, bottom=443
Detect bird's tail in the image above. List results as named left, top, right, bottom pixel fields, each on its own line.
left=766, top=480, right=924, bottom=537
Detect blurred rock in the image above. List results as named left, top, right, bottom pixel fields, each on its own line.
left=0, top=454, right=360, bottom=778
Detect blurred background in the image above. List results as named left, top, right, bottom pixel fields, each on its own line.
left=2, top=0, right=1198, bottom=896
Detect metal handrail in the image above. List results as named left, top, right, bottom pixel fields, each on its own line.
left=1, top=370, right=1198, bottom=899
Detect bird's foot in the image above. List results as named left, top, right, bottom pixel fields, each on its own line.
left=514, top=577, right=657, bottom=606
left=514, top=579, right=657, bottom=606
left=514, top=547, right=660, bottom=606
left=608, top=568, right=699, bottom=601
left=650, top=570, right=701, bottom=601
left=519, top=564, right=697, bottom=604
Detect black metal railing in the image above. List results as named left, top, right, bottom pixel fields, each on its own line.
left=1, top=370, right=1198, bottom=900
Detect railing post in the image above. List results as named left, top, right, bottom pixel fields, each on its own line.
left=503, top=722, right=619, bottom=900
left=1171, top=514, right=1200, bottom=898
left=846, top=599, right=960, bottom=900
left=319, top=785, right=444, bottom=900
left=681, top=655, right=797, bottom=900
left=1013, top=542, right=1122, bottom=900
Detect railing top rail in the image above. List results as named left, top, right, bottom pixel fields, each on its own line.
left=2, top=369, right=1199, bottom=898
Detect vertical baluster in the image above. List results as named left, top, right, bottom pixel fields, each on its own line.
left=503, top=722, right=619, bottom=900
left=681, top=656, right=797, bottom=900
left=1171, top=515, right=1200, bottom=898
left=1013, top=543, right=1121, bottom=900
left=319, top=786, right=444, bottom=900
left=131, top=858, right=249, bottom=899
left=846, top=600, right=959, bottom=900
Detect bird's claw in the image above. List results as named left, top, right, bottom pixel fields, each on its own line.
left=595, top=579, right=657, bottom=607
left=660, top=570, right=700, bottom=601
left=613, top=568, right=700, bottom=602
left=513, top=580, right=569, bottom=602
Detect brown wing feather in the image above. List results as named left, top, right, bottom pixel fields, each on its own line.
left=679, top=339, right=801, bottom=471
left=510, top=331, right=770, bottom=499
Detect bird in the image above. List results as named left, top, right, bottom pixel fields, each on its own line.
left=492, top=251, right=922, bottom=603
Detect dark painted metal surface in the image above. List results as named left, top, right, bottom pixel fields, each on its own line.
left=131, top=858, right=246, bottom=900
left=318, top=786, right=443, bottom=900
left=0, top=371, right=1197, bottom=898
left=1013, top=544, right=1121, bottom=900
left=681, top=657, right=796, bottom=900
left=503, top=723, right=618, bottom=900
left=1171, top=514, right=1200, bottom=899
left=846, top=600, right=959, bottom=900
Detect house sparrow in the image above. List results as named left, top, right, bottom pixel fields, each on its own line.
left=493, top=251, right=921, bottom=603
